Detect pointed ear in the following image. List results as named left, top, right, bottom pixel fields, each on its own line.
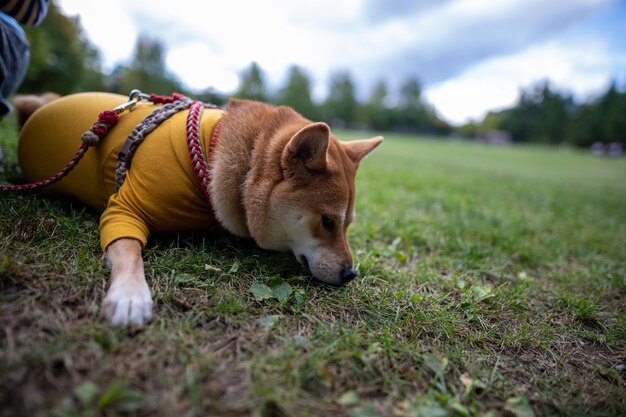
left=281, top=122, right=330, bottom=174
left=343, top=136, right=384, bottom=163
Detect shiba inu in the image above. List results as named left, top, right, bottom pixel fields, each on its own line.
left=15, top=92, right=382, bottom=326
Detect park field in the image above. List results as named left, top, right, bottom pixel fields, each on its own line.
left=1, top=124, right=625, bottom=416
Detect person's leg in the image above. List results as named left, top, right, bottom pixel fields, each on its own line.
left=0, top=19, right=30, bottom=119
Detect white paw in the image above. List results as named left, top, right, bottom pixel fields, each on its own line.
left=102, top=276, right=153, bottom=326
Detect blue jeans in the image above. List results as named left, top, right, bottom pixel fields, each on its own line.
left=0, top=15, right=30, bottom=118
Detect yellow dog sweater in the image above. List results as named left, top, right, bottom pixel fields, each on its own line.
left=18, top=92, right=223, bottom=251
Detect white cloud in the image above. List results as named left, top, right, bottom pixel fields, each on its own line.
left=424, top=38, right=626, bottom=124
left=58, top=0, right=137, bottom=70
left=57, top=0, right=623, bottom=123
left=166, top=42, right=239, bottom=92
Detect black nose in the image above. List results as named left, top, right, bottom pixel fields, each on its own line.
left=341, top=266, right=358, bottom=284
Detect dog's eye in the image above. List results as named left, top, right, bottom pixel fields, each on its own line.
left=322, top=215, right=336, bottom=231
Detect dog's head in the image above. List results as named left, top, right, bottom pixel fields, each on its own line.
left=215, top=99, right=382, bottom=285
left=229, top=101, right=382, bottom=285
left=270, top=123, right=382, bottom=285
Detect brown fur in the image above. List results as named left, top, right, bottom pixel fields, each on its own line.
left=12, top=93, right=60, bottom=128
left=212, top=99, right=381, bottom=284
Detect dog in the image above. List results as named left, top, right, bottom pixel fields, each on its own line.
left=15, top=92, right=383, bottom=326
left=11, top=92, right=60, bottom=128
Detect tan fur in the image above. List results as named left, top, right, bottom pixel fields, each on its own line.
left=12, top=93, right=60, bottom=128
left=212, top=99, right=382, bottom=285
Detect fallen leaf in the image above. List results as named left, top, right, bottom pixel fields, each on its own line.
left=250, top=283, right=273, bottom=301
left=337, top=390, right=360, bottom=406
left=272, top=282, right=292, bottom=303
left=423, top=353, right=448, bottom=378
left=204, top=264, right=222, bottom=272
left=74, top=381, right=99, bottom=406
left=504, top=396, right=535, bottom=417
left=228, top=260, right=240, bottom=274
left=258, top=315, right=280, bottom=329
left=472, top=284, right=494, bottom=301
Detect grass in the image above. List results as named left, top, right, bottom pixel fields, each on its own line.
left=1, top=114, right=625, bottom=417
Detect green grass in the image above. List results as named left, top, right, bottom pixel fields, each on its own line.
left=1, top=118, right=625, bottom=417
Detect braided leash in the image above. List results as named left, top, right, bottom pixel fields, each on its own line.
left=0, top=90, right=221, bottom=201
left=114, top=94, right=194, bottom=190
left=0, top=110, right=120, bottom=191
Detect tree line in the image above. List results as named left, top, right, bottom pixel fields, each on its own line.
left=232, top=63, right=451, bottom=135
left=17, top=3, right=449, bottom=136
left=459, top=82, right=626, bottom=147
left=16, top=2, right=625, bottom=147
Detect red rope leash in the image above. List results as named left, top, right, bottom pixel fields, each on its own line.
left=0, top=110, right=119, bottom=191
left=149, top=92, right=184, bottom=104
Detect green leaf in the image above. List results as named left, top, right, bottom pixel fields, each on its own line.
left=294, top=288, right=306, bottom=306
left=472, top=284, right=494, bottom=301
left=423, top=353, right=448, bottom=378
left=348, top=404, right=378, bottom=417
left=271, top=282, right=292, bottom=303
left=504, top=396, right=535, bottom=417
left=228, top=260, right=240, bottom=274
left=74, top=381, right=99, bottom=406
left=258, top=314, right=280, bottom=329
left=450, top=401, right=469, bottom=416
left=337, top=390, right=360, bottom=406
left=250, top=283, right=273, bottom=301
left=1, top=256, right=9, bottom=272
left=174, top=273, right=196, bottom=284
left=96, top=381, right=124, bottom=408
left=117, top=388, right=144, bottom=412
left=415, top=405, right=448, bottom=417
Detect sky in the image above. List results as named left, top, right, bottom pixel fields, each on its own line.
left=57, top=0, right=626, bottom=125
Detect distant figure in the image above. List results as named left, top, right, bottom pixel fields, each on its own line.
left=591, top=142, right=605, bottom=156
left=607, top=142, right=623, bottom=157
left=476, top=129, right=513, bottom=146
left=591, top=142, right=624, bottom=157
left=0, top=0, right=50, bottom=119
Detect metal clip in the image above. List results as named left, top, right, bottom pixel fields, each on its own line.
left=112, top=89, right=151, bottom=114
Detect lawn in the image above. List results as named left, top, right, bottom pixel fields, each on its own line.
left=1, top=117, right=625, bottom=417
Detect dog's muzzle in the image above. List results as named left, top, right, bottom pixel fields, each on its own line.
left=298, top=256, right=357, bottom=286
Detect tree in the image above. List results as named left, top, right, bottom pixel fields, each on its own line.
left=234, top=62, right=268, bottom=102
left=323, top=71, right=358, bottom=127
left=536, top=83, right=572, bottom=143
left=397, top=78, right=425, bottom=130
left=499, top=82, right=573, bottom=144
left=399, top=78, right=422, bottom=110
left=361, top=80, right=393, bottom=131
left=20, top=2, right=105, bottom=94
left=115, top=36, right=184, bottom=95
left=277, top=66, right=317, bottom=119
left=596, top=83, right=626, bottom=144
left=396, top=78, right=446, bottom=133
left=570, top=83, right=626, bottom=147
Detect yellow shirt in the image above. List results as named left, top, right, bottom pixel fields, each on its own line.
left=18, top=92, right=223, bottom=250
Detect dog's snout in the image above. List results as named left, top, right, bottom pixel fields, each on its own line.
left=341, top=266, right=357, bottom=284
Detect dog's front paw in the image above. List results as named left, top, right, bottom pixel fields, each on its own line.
left=102, top=277, right=153, bottom=326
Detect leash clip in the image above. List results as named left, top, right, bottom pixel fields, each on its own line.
left=112, top=89, right=151, bottom=114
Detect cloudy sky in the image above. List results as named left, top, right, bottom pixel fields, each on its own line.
left=57, top=0, right=626, bottom=124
